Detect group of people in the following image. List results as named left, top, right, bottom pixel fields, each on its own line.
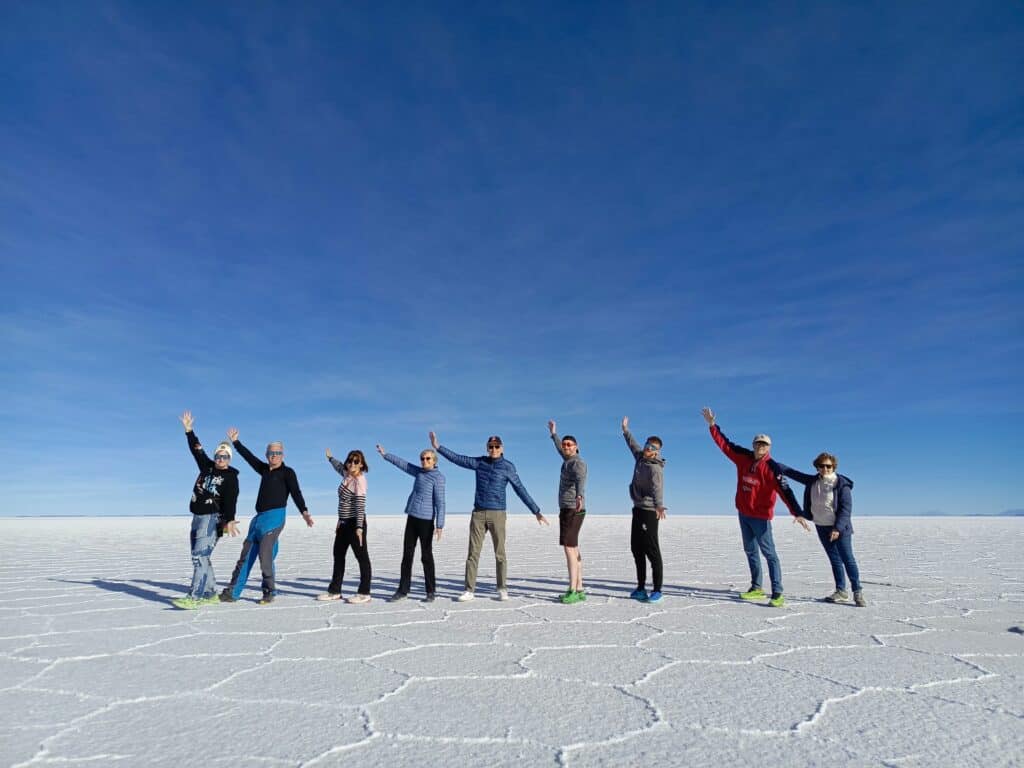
left=173, top=407, right=864, bottom=610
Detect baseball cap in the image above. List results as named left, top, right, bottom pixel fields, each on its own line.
left=752, top=434, right=772, bottom=446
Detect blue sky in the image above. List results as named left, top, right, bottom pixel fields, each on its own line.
left=2, top=2, right=1021, bottom=519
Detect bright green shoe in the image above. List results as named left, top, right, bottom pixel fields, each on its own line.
left=171, top=597, right=202, bottom=610
left=739, top=587, right=766, bottom=601
left=577, top=590, right=586, bottom=602
left=769, top=594, right=785, bottom=608
left=560, top=590, right=585, bottom=605
left=196, top=595, right=221, bottom=606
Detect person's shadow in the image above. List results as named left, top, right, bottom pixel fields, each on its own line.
left=55, top=578, right=184, bottom=605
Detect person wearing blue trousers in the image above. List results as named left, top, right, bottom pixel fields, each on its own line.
left=778, top=452, right=865, bottom=607
left=173, top=411, right=240, bottom=610
left=219, top=427, right=314, bottom=605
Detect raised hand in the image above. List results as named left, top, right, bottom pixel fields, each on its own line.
left=180, top=410, right=194, bottom=432
left=325, top=448, right=333, bottom=459
left=547, top=420, right=556, bottom=436
left=429, top=431, right=439, bottom=449
left=227, top=427, right=239, bottom=442
left=621, top=416, right=629, bottom=432
left=701, top=407, right=715, bottom=426
left=375, top=444, right=385, bottom=456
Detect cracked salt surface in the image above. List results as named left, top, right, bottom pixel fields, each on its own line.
left=1, top=516, right=1022, bottom=767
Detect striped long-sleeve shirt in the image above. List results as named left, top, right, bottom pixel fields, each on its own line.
left=329, top=457, right=367, bottom=528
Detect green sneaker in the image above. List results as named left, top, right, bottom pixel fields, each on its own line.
left=769, top=593, right=785, bottom=608
left=196, top=594, right=221, bottom=606
left=739, top=587, right=766, bottom=601
left=577, top=590, right=586, bottom=602
left=560, top=590, right=584, bottom=604
left=171, top=597, right=202, bottom=610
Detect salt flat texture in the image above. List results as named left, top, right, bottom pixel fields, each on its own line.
left=1, top=516, right=1022, bottom=767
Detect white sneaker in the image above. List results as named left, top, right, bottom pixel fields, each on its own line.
left=456, top=590, right=475, bottom=602
left=316, top=592, right=342, bottom=601
left=346, top=593, right=371, bottom=604
left=497, top=588, right=509, bottom=601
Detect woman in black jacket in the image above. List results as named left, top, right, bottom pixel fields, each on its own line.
left=175, top=410, right=239, bottom=609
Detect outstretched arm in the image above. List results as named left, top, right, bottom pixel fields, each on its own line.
left=507, top=465, right=542, bottom=517
left=548, top=421, right=568, bottom=458
left=622, top=416, right=643, bottom=458
left=436, top=444, right=480, bottom=470
left=229, top=431, right=267, bottom=474
left=382, top=452, right=417, bottom=477
left=775, top=462, right=817, bottom=486
left=769, top=460, right=808, bottom=527
left=182, top=411, right=212, bottom=471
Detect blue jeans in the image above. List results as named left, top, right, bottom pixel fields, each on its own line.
left=816, top=525, right=862, bottom=592
left=188, top=513, right=220, bottom=599
left=738, top=513, right=783, bottom=596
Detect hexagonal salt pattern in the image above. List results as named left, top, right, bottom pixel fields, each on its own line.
left=1, top=515, right=1021, bottom=767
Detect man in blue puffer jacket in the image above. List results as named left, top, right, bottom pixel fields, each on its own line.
left=430, top=431, right=548, bottom=602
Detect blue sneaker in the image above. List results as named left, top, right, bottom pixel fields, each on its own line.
left=629, top=588, right=648, bottom=601
left=645, top=590, right=663, bottom=603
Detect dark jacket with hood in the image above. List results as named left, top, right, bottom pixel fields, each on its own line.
left=186, top=430, right=240, bottom=524
left=777, top=464, right=855, bottom=536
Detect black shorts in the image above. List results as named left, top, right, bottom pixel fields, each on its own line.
left=558, top=508, right=586, bottom=547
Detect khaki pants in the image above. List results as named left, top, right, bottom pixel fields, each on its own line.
left=465, top=509, right=507, bottom=591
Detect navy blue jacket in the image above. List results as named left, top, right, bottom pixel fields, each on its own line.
left=777, top=464, right=854, bottom=535
left=437, top=445, right=541, bottom=515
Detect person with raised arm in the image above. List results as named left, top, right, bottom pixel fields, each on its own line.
left=219, top=429, right=313, bottom=605
left=316, top=448, right=373, bottom=604
left=548, top=420, right=588, bottom=604
left=701, top=407, right=808, bottom=608
left=376, top=444, right=446, bottom=603
left=622, top=417, right=667, bottom=603
left=776, top=452, right=865, bottom=606
left=431, top=431, right=548, bottom=602
left=173, top=411, right=240, bottom=610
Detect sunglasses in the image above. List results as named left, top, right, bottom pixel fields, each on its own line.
left=420, top=456, right=435, bottom=462
left=346, top=458, right=362, bottom=465
left=816, top=463, right=834, bottom=469
left=266, top=451, right=283, bottom=457
left=644, top=443, right=659, bottom=451
left=487, top=444, right=502, bottom=450
left=214, top=454, right=231, bottom=461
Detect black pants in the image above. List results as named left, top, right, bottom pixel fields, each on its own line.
left=630, top=507, right=663, bottom=592
left=328, top=518, right=371, bottom=595
left=398, top=516, right=436, bottom=594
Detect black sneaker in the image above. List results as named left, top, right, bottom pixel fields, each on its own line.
left=387, top=592, right=408, bottom=603
left=219, top=589, right=237, bottom=603
left=258, top=593, right=275, bottom=605
left=423, top=593, right=436, bottom=603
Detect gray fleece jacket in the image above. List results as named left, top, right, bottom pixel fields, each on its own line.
left=550, top=433, right=587, bottom=510
left=624, top=430, right=665, bottom=511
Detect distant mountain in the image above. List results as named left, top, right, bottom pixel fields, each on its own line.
left=1001, top=509, right=1024, bottom=517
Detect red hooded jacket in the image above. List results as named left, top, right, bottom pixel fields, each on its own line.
left=709, top=425, right=802, bottom=521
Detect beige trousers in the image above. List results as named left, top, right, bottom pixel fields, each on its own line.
left=465, top=509, right=507, bottom=591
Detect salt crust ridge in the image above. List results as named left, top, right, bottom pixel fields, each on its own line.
left=0, top=516, right=1021, bottom=767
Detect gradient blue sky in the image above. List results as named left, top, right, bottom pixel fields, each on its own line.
left=3, top=2, right=1021, bottom=519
